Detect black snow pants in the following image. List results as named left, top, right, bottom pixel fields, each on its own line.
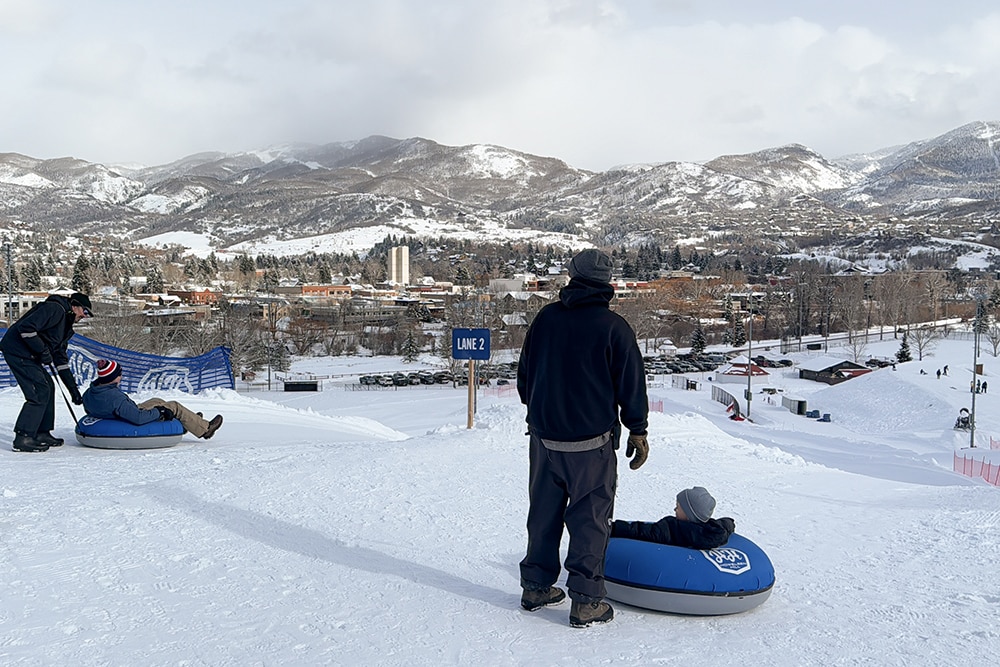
left=2, top=351, right=55, bottom=437
left=519, top=431, right=617, bottom=603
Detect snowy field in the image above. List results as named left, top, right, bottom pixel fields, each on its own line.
left=2, top=336, right=1000, bottom=666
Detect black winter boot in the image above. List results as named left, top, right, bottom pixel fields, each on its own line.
left=520, top=586, right=566, bottom=611
left=13, top=433, right=48, bottom=453
left=36, top=432, right=64, bottom=447
left=569, top=600, right=614, bottom=627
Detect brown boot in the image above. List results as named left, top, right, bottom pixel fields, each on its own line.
left=520, top=586, right=566, bottom=611
left=569, top=600, right=614, bottom=628
left=202, top=415, right=224, bottom=439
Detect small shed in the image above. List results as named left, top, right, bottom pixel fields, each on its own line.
left=714, top=355, right=770, bottom=385
left=798, top=356, right=872, bottom=385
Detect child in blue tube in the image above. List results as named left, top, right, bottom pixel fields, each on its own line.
left=611, top=486, right=736, bottom=550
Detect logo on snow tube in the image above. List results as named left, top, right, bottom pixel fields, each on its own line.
left=702, top=547, right=751, bottom=575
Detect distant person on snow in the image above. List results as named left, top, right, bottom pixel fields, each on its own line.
left=611, top=486, right=736, bottom=550
left=82, top=359, right=223, bottom=439
left=0, top=292, right=92, bottom=452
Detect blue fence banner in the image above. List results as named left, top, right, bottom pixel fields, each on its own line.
left=452, top=328, right=491, bottom=360
left=0, top=329, right=234, bottom=394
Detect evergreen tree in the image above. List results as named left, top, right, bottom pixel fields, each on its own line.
left=975, top=298, right=990, bottom=334
left=723, top=298, right=734, bottom=323
left=268, top=341, right=292, bottom=374
left=146, top=265, right=165, bottom=293
left=733, top=319, right=747, bottom=347
left=238, top=255, right=256, bottom=278
left=23, top=258, right=41, bottom=291
left=669, top=246, right=683, bottom=270
left=690, top=326, right=707, bottom=358
left=71, top=255, right=92, bottom=293
left=402, top=330, right=420, bottom=363
left=454, top=265, right=472, bottom=285
left=896, top=333, right=913, bottom=363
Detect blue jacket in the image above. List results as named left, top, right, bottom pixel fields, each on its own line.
left=517, top=277, right=648, bottom=441
left=82, top=382, right=161, bottom=425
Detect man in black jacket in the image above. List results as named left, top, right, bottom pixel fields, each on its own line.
left=0, top=292, right=91, bottom=452
left=516, top=249, right=649, bottom=628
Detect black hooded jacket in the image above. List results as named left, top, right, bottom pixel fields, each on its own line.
left=612, top=515, right=736, bottom=550
left=517, top=277, right=648, bottom=441
left=0, top=294, right=77, bottom=366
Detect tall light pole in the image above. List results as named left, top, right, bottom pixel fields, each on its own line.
left=745, top=302, right=754, bottom=420
left=970, top=294, right=986, bottom=448
left=797, top=282, right=805, bottom=352
left=3, top=238, right=12, bottom=326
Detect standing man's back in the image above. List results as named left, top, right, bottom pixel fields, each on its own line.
left=516, top=249, right=649, bottom=628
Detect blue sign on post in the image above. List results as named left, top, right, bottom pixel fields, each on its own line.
left=452, top=328, right=491, bottom=360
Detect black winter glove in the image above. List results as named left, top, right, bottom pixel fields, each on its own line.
left=38, top=348, right=53, bottom=366
left=719, top=517, right=737, bottom=535
left=57, top=368, right=83, bottom=404
left=156, top=406, right=176, bottom=421
left=626, top=433, right=649, bottom=470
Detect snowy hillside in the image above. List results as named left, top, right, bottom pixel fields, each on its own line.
left=1, top=338, right=999, bottom=665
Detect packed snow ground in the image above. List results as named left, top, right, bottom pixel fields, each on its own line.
left=2, top=336, right=1000, bottom=666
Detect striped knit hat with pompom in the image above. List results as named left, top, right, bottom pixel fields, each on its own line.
left=95, top=359, right=122, bottom=385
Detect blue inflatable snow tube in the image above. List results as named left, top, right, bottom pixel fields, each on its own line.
left=75, top=416, right=185, bottom=449
left=604, top=533, right=774, bottom=615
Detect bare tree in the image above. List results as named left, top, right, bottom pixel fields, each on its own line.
left=834, top=275, right=868, bottom=343
left=82, top=312, right=149, bottom=350
left=872, top=271, right=920, bottom=338
left=986, top=323, right=1000, bottom=357
left=846, top=334, right=868, bottom=363
left=177, top=321, right=225, bottom=357
left=284, top=316, right=327, bottom=356
left=921, top=271, right=948, bottom=323
left=614, top=291, right=664, bottom=354
left=215, top=301, right=268, bottom=376
left=909, top=325, right=943, bottom=361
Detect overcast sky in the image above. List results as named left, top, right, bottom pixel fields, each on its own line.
left=2, top=0, right=1000, bottom=171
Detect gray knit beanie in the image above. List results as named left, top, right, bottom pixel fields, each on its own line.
left=677, top=486, right=716, bottom=523
left=568, top=249, right=613, bottom=284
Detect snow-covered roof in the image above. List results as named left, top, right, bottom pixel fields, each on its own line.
left=798, top=355, right=864, bottom=372
left=717, top=361, right=769, bottom=376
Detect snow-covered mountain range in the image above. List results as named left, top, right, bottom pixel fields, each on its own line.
left=2, top=121, right=1000, bottom=256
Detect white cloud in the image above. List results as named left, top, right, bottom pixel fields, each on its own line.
left=0, top=0, right=55, bottom=34
left=3, top=1, right=1000, bottom=169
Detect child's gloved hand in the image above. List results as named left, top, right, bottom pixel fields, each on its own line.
left=626, top=433, right=648, bottom=470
